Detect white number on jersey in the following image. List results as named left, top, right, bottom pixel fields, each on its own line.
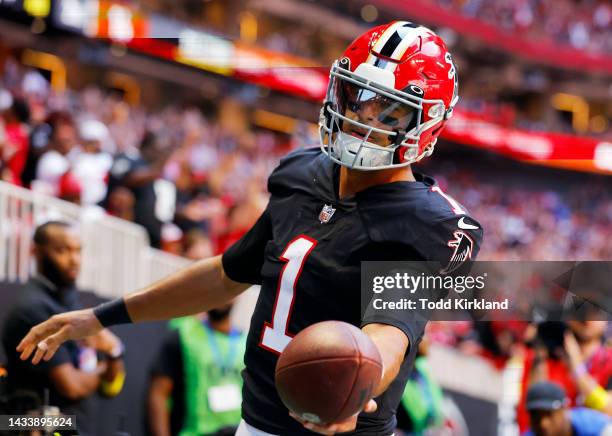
left=260, top=236, right=317, bottom=354
left=432, top=186, right=465, bottom=215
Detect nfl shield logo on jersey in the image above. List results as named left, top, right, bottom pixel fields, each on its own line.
left=318, top=204, right=336, bottom=223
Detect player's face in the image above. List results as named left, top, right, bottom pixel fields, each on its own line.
left=343, top=99, right=413, bottom=147
left=529, top=409, right=572, bottom=436
left=334, top=80, right=417, bottom=147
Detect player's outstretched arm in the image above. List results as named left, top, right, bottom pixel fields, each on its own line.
left=17, top=255, right=249, bottom=364
left=362, top=323, right=409, bottom=396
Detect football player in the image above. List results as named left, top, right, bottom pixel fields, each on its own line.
left=17, top=22, right=483, bottom=435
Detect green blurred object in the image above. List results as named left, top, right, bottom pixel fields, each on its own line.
left=169, top=317, right=246, bottom=436
left=400, top=356, right=444, bottom=434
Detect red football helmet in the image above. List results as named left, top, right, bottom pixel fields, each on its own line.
left=319, top=21, right=459, bottom=170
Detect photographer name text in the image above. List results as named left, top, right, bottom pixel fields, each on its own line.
left=371, top=298, right=510, bottom=311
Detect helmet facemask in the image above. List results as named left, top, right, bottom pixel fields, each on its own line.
left=319, top=60, right=447, bottom=170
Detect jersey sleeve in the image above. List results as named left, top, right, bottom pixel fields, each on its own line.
left=414, top=215, right=484, bottom=272
left=361, top=216, right=483, bottom=345
left=221, top=207, right=273, bottom=284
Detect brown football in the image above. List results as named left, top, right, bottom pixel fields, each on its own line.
left=275, top=320, right=383, bottom=425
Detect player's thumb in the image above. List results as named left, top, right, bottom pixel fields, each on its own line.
left=364, top=399, right=377, bottom=413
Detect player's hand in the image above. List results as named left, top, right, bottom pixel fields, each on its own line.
left=289, top=399, right=377, bottom=435
left=16, top=309, right=103, bottom=365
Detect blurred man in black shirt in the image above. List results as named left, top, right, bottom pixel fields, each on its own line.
left=1, top=221, right=125, bottom=434
left=106, top=132, right=174, bottom=248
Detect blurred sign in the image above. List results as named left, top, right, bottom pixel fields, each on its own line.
left=444, top=110, right=612, bottom=175
left=176, top=28, right=233, bottom=75
left=53, top=0, right=99, bottom=35
left=233, top=44, right=328, bottom=101
left=95, top=0, right=148, bottom=42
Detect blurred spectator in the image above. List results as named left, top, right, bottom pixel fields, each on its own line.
left=58, top=171, right=83, bottom=205
left=476, top=321, right=531, bottom=369
left=0, top=96, right=30, bottom=186
left=107, top=99, right=140, bottom=155
left=34, top=113, right=77, bottom=195
left=147, top=305, right=246, bottom=436
left=523, top=381, right=612, bottom=436
left=71, top=119, right=113, bottom=206
left=0, top=222, right=126, bottom=435
left=517, top=321, right=612, bottom=431
left=20, top=101, right=50, bottom=187
left=182, top=229, right=214, bottom=260
left=106, top=186, right=135, bottom=222
left=106, top=132, right=174, bottom=248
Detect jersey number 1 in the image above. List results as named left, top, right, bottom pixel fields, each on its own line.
left=260, top=235, right=317, bottom=354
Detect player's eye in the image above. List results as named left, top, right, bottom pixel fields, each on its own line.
left=347, top=101, right=361, bottom=112
left=379, top=115, right=399, bottom=126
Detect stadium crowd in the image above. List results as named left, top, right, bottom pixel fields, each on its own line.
left=430, top=0, right=612, bottom=54
left=1, top=60, right=610, bottom=260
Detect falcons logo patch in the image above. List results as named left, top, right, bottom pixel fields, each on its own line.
left=441, top=231, right=474, bottom=274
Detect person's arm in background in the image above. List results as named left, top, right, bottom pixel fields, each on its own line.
left=121, top=147, right=173, bottom=189
left=49, top=362, right=106, bottom=401
left=564, top=332, right=612, bottom=415
left=148, top=376, right=173, bottom=436
left=83, top=329, right=126, bottom=397
left=147, top=331, right=182, bottom=436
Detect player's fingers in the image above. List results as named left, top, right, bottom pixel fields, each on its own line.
left=17, top=317, right=60, bottom=353
left=17, top=325, right=44, bottom=353
left=18, top=343, right=37, bottom=361
left=31, top=344, right=47, bottom=365
left=41, top=327, right=71, bottom=362
left=363, top=399, right=377, bottom=413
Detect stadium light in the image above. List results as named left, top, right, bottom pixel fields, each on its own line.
left=551, top=93, right=590, bottom=133
left=240, top=11, right=258, bottom=44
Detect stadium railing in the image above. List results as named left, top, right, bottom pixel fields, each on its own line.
left=0, top=181, right=191, bottom=298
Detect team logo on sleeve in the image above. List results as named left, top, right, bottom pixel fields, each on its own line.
left=441, top=231, right=474, bottom=274
left=458, top=217, right=479, bottom=230
left=318, top=204, right=336, bottom=224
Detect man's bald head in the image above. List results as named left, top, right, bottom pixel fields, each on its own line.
left=33, top=221, right=74, bottom=247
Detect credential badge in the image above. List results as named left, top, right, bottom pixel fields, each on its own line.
left=318, top=204, right=336, bottom=224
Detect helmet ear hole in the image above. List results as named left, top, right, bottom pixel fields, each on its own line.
left=339, top=57, right=351, bottom=70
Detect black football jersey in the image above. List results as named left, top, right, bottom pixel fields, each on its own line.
left=222, top=148, right=483, bottom=435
